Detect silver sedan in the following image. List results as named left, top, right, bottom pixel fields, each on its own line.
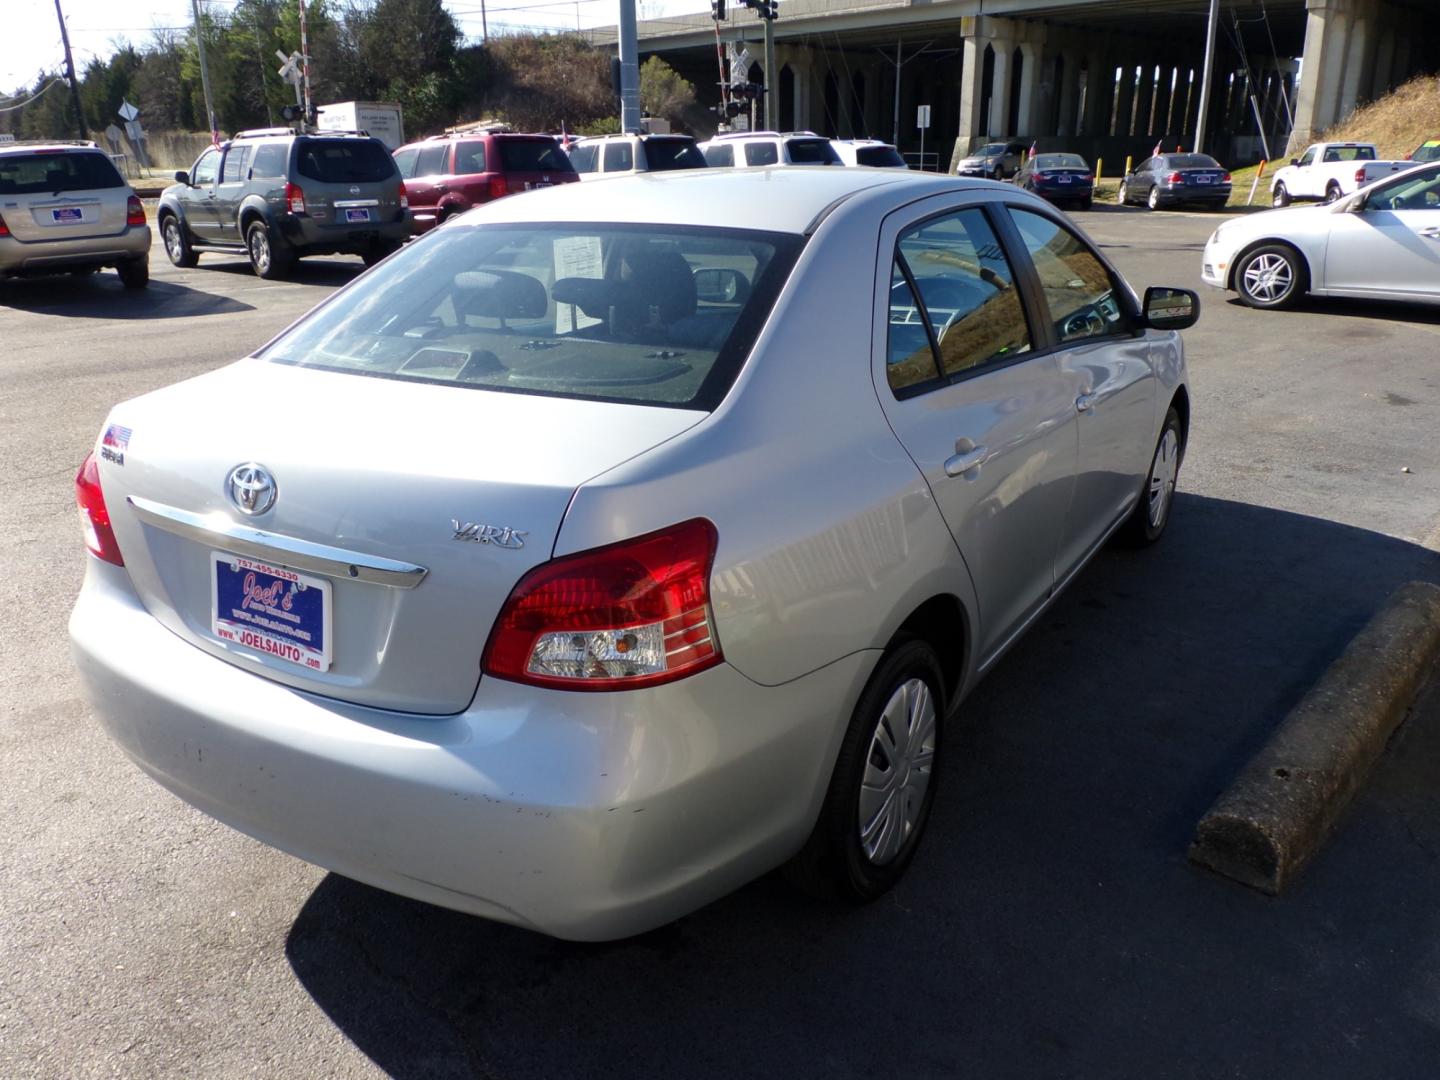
left=1202, top=161, right=1440, bottom=309
left=70, top=168, right=1197, bottom=940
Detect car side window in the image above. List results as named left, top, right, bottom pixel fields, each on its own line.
left=603, top=141, right=633, bottom=172
left=1369, top=171, right=1440, bottom=211
left=1008, top=208, right=1135, bottom=344
left=416, top=144, right=448, bottom=176
left=745, top=142, right=779, bottom=166
left=191, top=148, right=220, bottom=186
left=221, top=146, right=251, bottom=183
left=455, top=140, right=487, bottom=174
left=703, top=144, right=734, bottom=167
left=886, top=261, right=942, bottom=392
left=568, top=143, right=598, bottom=172
left=251, top=143, right=288, bottom=179
left=887, top=207, right=1032, bottom=392
left=1297, top=147, right=1316, bottom=167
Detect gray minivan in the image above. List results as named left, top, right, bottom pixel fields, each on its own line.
left=158, top=129, right=411, bottom=278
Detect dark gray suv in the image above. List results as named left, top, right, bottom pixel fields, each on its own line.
left=157, top=129, right=411, bottom=278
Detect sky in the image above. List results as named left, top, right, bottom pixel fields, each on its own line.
left=1, top=0, right=700, bottom=92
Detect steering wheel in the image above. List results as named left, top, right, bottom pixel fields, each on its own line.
left=1060, top=305, right=1107, bottom=340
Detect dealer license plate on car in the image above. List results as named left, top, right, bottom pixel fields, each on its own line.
left=345, top=208, right=372, bottom=223
left=211, top=553, right=332, bottom=671
left=51, top=207, right=83, bottom=222
left=1058, top=175, right=1073, bottom=183
left=1196, top=175, right=1213, bottom=184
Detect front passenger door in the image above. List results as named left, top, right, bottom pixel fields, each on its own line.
left=181, top=147, right=222, bottom=242
left=874, top=200, right=1084, bottom=664
left=1323, top=170, right=1440, bottom=298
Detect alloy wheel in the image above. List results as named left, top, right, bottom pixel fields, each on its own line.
left=1148, top=427, right=1180, bottom=528
left=857, top=677, right=937, bottom=866
left=164, top=221, right=183, bottom=262
left=1241, top=252, right=1294, bottom=303
left=249, top=228, right=270, bottom=274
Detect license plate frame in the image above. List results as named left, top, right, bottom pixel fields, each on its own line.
left=345, top=208, right=372, bottom=223
left=1196, top=175, right=1214, bottom=184
left=210, top=552, right=332, bottom=671
left=1057, top=175, right=1073, bottom=184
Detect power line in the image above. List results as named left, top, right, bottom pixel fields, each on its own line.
left=0, top=78, right=67, bottom=113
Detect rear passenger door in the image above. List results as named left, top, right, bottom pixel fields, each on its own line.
left=874, top=197, right=1085, bottom=664
left=407, top=143, right=450, bottom=221
left=1005, top=206, right=1155, bottom=576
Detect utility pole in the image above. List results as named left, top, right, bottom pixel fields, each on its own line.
left=762, top=6, right=776, bottom=131
left=298, top=0, right=313, bottom=127
left=1194, top=0, right=1220, bottom=153
left=618, top=0, right=641, bottom=133
left=52, top=0, right=86, bottom=141
left=190, top=0, right=219, bottom=140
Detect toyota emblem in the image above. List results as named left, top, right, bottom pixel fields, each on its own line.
left=349, top=186, right=361, bottom=194
left=226, top=463, right=277, bottom=516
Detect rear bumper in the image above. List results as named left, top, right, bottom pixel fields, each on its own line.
left=70, top=557, right=872, bottom=940
left=1155, top=187, right=1232, bottom=206
left=277, top=213, right=411, bottom=252
left=0, top=225, right=150, bottom=275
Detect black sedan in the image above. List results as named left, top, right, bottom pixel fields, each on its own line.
left=1118, top=153, right=1232, bottom=211
left=1014, top=153, right=1095, bottom=210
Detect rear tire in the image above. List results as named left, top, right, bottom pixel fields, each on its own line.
left=1323, top=181, right=1343, bottom=204
left=784, top=638, right=945, bottom=903
left=161, top=214, right=199, bottom=268
left=1118, top=407, right=1184, bottom=547
left=1147, top=185, right=1161, bottom=211
left=117, top=257, right=149, bottom=290
left=246, top=220, right=292, bottom=280
left=1234, top=243, right=1306, bottom=310
left=1271, top=182, right=1291, bottom=208
left=1117, top=181, right=1130, bottom=206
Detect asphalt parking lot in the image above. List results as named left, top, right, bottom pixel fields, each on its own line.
left=4, top=204, right=1440, bottom=1079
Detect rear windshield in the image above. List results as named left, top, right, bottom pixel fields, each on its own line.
left=294, top=139, right=397, bottom=183
left=1165, top=154, right=1222, bottom=170
left=703, top=144, right=734, bottom=167
left=643, top=138, right=707, bottom=171
left=260, top=223, right=802, bottom=410
left=1321, top=145, right=1376, bottom=161
left=787, top=139, right=841, bottom=165
left=1033, top=153, right=1088, bottom=170
left=498, top=139, right=572, bottom=173
left=855, top=145, right=906, bottom=167
left=0, top=151, right=124, bottom=195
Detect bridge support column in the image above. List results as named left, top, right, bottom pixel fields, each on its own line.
left=1017, top=41, right=1044, bottom=138
left=989, top=41, right=1015, bottom=136
left=1289, top=0, right=1359, bottom=154
left=954, top=15, right=1024, bottom=167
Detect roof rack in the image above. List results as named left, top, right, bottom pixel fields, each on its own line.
left=0, top=139, right=100, bottom=149
left=442, top=120, right=513, bottom=136
left=713, top=130, right=780, bottom=140
left=231, top=127, right=295, bottom=139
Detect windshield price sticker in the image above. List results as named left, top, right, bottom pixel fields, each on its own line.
left=210, top=552, right=332, bottom=671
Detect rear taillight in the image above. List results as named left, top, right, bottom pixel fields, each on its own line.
left=76, top=452, right=124, bottom=566
left=488, top=175, right=507, bottom=200
left=482, top=519, right=721, bottom=691
left=1221, top=172, right=1232, bottom=183
left=1355, top=167, right=1367, bottom=185
left=0, top=212, right=8, bottom=237
left=1167, top=171, right=1184, bottom=183
left=284, top=182, right=306, bottom=214
left=397, top=184, right=408, bottom=210
left=126, top=195, right=145, bottom=226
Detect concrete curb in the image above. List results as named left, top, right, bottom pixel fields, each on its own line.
left=1190, top=580, right=1440, bottom=894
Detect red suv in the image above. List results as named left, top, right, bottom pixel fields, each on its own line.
left=392, top=130, right=579, bottom=234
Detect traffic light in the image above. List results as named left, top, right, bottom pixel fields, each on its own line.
left=711, top=0, right=725, bottom=19
left=725, top=101, right=742, bottom=118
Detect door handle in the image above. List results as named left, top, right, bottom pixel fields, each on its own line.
left=1076, top=391, right=1097, bottom=412
left=1419, top=228, right=1440, bottom=241
left=435, top=185, right=449, bottom=194
left=944, top=440, right=989, bottom=477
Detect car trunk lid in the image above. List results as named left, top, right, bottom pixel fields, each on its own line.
left=98, top=360, right=704, bottom=714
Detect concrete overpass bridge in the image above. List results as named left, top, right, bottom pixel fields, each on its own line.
left=594, top=0, right=1437, bottom=170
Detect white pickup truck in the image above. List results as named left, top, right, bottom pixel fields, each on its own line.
left=1270, top=142, right=1410, bottom=207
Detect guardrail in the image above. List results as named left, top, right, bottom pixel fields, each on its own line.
left=903, top=151, right=941, bottom=172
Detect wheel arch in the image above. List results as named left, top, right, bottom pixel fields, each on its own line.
left=887, top=593, right=971, bottom=708
left=237, top=198, right=273, bottom=236
left=1168, top=384, right=1191, bottom=459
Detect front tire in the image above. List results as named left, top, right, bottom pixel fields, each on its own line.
left=1271, top=182, right=1291, bottom=208
left=161, top=214, right=198, bottom=268
left=785, top=638, right=945, bottom=902
left=1119, top=406, right=1184, bottom=546
left=1234, top=243, right=1306, bottom=310
left=246, top=220, right=292, bottom=280
left=117, top=257, right=149, bottom=290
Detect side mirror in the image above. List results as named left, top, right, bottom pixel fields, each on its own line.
left=1142, top=286, right=1199, bottom=331
left=174, top=170, right=190, bottom=186
left=1289, top=158, right=1299, bottom=167
left=694, top=267, right=750, bottom=304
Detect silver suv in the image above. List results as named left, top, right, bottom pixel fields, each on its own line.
left=569, top=133, right=707, bottom=179
left=0, top=142, right=151, bottom=288
left=158, top=128, right=410, bottom=279
left=697, top=131, right=842, bottom=168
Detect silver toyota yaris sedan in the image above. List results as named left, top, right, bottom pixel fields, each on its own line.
left=70, top=168, right=1197, bottom=940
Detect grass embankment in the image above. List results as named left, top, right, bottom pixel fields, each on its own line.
left=1320, top=74, right=1440, bottom=158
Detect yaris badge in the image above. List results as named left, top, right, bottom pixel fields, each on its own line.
left=452, top=520, right=526, bottom=549
left=227, top=463, right=277, bottom=516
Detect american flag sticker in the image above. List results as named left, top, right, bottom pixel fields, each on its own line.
left=101, top=424, right=131, bottom=465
